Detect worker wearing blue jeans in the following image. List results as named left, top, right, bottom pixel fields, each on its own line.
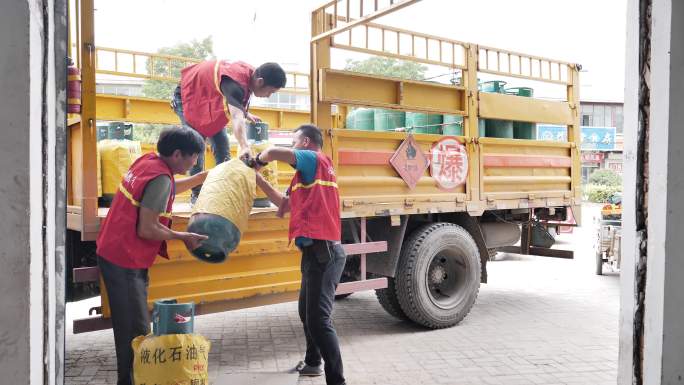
left=254, top=124, right=346, bottom=385
left=171, top=85, right=229, bottom=203
left=171, top=61, right=286, bottom=203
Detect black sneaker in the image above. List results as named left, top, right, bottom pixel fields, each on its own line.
left=294, top=360, right=323, bottom=377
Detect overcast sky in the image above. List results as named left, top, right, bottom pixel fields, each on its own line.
left=92, top=0, right=626, bottom=102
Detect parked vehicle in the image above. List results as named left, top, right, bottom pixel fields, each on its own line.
left=66, top=0, right=582, bottom=332
left=596, top=193, right=622, bottom=275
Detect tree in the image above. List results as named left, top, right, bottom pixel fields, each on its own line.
left=132, top=123, right=166, bottom=144
left=588, top=169, right=622, bottom=187
left=344, top=57, right=428, bottom=80
left=141, top=36, right=215, bottom=100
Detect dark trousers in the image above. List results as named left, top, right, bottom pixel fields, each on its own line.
left=98, top=256, right=150, bottom=385
left=171, top=85, right=230, bottom=201
left=299, top=240, right=347, bottom=385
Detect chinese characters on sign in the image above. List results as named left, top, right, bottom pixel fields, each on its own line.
left=133, top=334, right=211, bottom=385
left=607, top=162, right=623, bottom=173
left=537, top=125, right=617, bottom=151
left=430, top=137, right=468, bottom=190
left=390, top=135, right=430, bottom=190
left=537, top=125, right=569, bottom=142
left=581, top=152, right=604, bottom=164
left=139, top=343, right=208, bottom=366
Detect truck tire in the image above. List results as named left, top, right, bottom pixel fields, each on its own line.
left=395, top=223, right=481, bottom=329
left=375, top=277, right=408, bottom=320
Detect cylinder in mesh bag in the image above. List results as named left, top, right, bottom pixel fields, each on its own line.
left=187, top=159, right=256, bottom=263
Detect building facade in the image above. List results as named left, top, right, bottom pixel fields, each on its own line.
left=579, top=101, right=624, bottom=183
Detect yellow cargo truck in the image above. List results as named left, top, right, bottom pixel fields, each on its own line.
left=67, top=0, right=581, bottom=332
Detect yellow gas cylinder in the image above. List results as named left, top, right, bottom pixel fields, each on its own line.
left=187, top=159, right=256, bottom=263
left=97, top=139, right=142, bottom=203
left=246, top=121, right=279, bottom=207
left=250, top=141, right=279, bottom=207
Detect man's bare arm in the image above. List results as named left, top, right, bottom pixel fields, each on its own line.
left=258, top=146, right=296, bottom=165
left=137, top=206, right=207, bottom=250
left=255, top=173, right=286, bottom=208
left=228, top=104, right=252, bottom=160
left=174, top=171, right=208, bottom=194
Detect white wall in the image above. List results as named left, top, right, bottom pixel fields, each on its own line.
left=617, top=0, right=639, bottom=382
left=0, top=0, right=34, bottom=382
left=0, top=0, right=64, bottom=383
left=619, top=0, right=684, bottom=383
left=646, top=0, right=684, bottom=382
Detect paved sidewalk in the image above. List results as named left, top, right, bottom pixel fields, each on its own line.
left=66, top=205, right=619, bottom=385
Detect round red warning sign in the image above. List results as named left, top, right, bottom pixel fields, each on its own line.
left=430, top=137, right=468, bottom=190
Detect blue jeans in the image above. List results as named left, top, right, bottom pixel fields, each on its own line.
left=172, top=85, right=230, bottom=201
left=299, top=240, right=347, bottom=385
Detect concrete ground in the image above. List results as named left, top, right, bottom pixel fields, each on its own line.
left=65, top=204, right=619, bottom=385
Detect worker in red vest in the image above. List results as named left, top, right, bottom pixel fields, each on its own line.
left=254, top=125, right=347, bottom=385
left=96, top=127, right=209, bottom=385
left=172, top=60, right=287, bottom=203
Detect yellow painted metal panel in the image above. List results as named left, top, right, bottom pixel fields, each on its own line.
left=479, top=140, right=573, bottom=200
left=95, top=94, right=311, bottom=129
left=478, top=92, right=573, bottom=125
left=321, top=70, right=398, bottom=106
left=332, top=129, right=468, bottom=216
left=402, top=82, right=465, bottom=114
left=97, top=95, right=178, bottom=124
left=100, top=209, right=301, bottom=318
left=567, top=65, right=582, bottom=204
left=79, top=0, right=99, bottom=239
left=320, top=69, right=466, bottom=114
left=484, top=168, right=570, bottom=179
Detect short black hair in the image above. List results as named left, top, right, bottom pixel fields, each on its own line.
left=157, top=126, right=205, bottom=157
left=255, top=62, right=287, bottom=89
left=295, top=124, right=323, bottom=149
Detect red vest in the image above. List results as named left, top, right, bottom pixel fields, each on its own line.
left=96, top=153, right=175, bottom=269
left=180, top=60, right=254, bottom=137
left=288, top=152, right=341, bottom=242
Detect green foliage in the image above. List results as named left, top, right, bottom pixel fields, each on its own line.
left=141, top=37, right=215, bottom=100
left=588, top=169, right=622, bottom=186
left=132, top=123, right=167, bottom=144
left=584, top=184, right=621, bottom=203
left=344, top=57, right=428, bottom=80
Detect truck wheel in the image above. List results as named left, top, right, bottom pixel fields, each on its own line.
left=375, top=277, right=408, bottom=320
left=395, top=223, right=481, bottom=329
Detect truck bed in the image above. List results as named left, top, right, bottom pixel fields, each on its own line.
left=69, top=202, right=301, bottom=331
left=95, top=202, right=280, bottom=221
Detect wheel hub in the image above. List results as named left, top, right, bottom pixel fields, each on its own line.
left=429, top=264, right=447, bottom=285
left=426, top=252, right=468, bottom=309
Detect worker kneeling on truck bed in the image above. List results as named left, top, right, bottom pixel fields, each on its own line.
left=95, top=127, right=209, bottom=385
left=254, top=124, right=347, bottom=385
left=171, top=59, right=287, bottom=204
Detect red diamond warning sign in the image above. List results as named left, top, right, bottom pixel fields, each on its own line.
left=390, top=135, right=429, bottom=190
